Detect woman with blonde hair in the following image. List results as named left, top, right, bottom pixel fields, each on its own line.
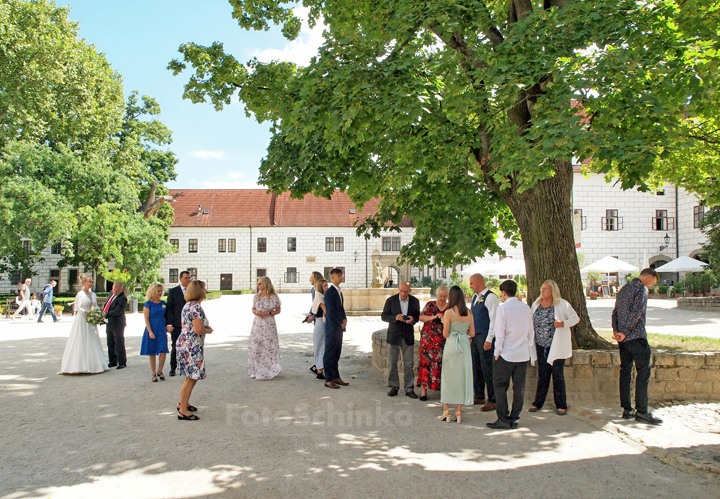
left=249, top=276, right=282, bottom=379
left=310, top=278, right=329, bottom=380
left=140, top=282, right=169, bottom=382
left=529, top=280, right=579, bottom=416
left=306, top=270, right=325, bottom=375
left=59, top=274, right=108, bottom=374
left=177, top=280, right=213, bottom=420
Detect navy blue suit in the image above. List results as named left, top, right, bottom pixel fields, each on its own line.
left=323, top=285, right=346, bottom=382
left=472, top=292, right=496, bottom=403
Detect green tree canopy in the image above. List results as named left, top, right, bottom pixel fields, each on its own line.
left=172, top=0, right=720, bottom=347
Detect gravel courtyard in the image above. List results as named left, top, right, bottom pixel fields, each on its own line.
left=1, top=294, right=718, bottom=498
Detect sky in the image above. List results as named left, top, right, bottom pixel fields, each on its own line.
left=62, top=0, right=324, bottom=189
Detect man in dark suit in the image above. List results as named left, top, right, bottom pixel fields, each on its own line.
left=105, top=281, right=128, bottom=369
left=323, top=268, right=348, bottom=389
left=381, top=281, right=420, bottom=398
left=165, top=270, right=190, bottom=376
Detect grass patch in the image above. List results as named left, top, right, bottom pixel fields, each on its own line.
left=597, top=330, right=720, bottom=352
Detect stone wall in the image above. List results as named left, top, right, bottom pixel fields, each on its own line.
left=677, top=296, right=720, bottom=312
left=370, top=330, right=720, bottom=403
left=345, top=288, right=431, bottom=316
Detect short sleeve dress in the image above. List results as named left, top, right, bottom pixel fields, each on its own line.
left=140, top=300, right=169, bottom=356
left=177, top=301, right=209, bottom=380
left=416, top=301, right=447, bottom=391
left=248, top=294, right=282, bottom=379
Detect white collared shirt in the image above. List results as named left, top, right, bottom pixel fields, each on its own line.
left=494, top=297, right=534, bottom=362
left=330, top=283, right=343, bottom=305
left=399, top=295, right=409, bottom=316
left=472, top=288, right=500, bottom=341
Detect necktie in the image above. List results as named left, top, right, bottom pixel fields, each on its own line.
left=103, top=295, right=115, bottom=313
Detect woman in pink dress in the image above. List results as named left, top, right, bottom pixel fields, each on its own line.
left=248, top=276, right=282, bottom=379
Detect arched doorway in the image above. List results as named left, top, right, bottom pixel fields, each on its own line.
left=649, top=254, right=673, bottom=286
left=381, top=265, right=401, bottom=288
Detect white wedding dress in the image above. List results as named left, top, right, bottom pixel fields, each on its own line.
left=59, top=291, right=109, bottom=374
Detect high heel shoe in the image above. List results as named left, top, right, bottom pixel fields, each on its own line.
left=157, top=371, right=165, bottom=381
left=454, top=410, right=462, bottom=424
left=177, top=412, right=199, bottom=421
left=437, top=409, right=451, bottom=423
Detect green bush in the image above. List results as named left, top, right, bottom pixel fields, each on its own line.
left=205, top=291, right=222, bottom=301
left=220, top=289, right=254, bottom=295
left=657, top=284, right=669, bottom=294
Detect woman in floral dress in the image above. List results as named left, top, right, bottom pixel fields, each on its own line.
left=416, top=285, right=449, bottom=400
left=248, top=276, right=282, bottom=380
left=177, top=280, right=213, bottom=421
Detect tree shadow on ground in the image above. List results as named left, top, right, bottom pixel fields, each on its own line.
left=2, top=336, right=718, bottom=498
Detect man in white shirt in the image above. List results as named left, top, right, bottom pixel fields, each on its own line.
left=470, top=274, right=500, bottom=410
left=12, top=278, right=34, bottom=320
left=487, top=279, right=534, bottom=430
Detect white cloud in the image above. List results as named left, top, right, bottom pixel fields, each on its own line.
left=200, top=180, right=265, bottom=189
left=190, top=150, right=228, bottom=160
left=253, top=7, right=325, bottom=66
left=227, top=172, right=245, bottom=179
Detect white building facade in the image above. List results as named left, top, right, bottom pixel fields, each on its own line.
left=2, top=172, right=709, bottom=293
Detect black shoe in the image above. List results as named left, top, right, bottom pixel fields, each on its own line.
left=419, top=395, right=427, bottom=401
left=177, top=412, right=199, bottom=421
left=510, top=421, right=519, bottom=429
left=486, top=420, right=512, bottom=430
left=309, top=365, right=318, bottom=375
left=169, top=369, right=176, bottom=377
left=108, top=363, right=117, bottom=368
left=405, top=391, right=418, bottom=399
left=635, top=411, right=663, bottom=425
left=116, top=365, right=126, bottom=370
left=387, top=387, right=399, bottom=397
left=622, top=409, right=636, bottom=419
left=316, top=373, right=326, bottom=380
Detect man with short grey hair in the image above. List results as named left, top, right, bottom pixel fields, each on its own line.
left=12, top=278, right=34, bottom=320
left=37, top=280, right=59, bottom=322
left=105, top=281, right=128, bottom=369
left=381, top=281, right=421, bottom=398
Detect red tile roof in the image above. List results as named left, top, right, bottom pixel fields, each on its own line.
left=168, top=189, right=413, bottom=228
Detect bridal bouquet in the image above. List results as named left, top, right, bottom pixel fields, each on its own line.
left=85, top=308, right=107, bottom=326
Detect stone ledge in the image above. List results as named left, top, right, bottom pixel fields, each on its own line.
left=370, top=330, right=720, bottom=403
left=677, top=296, right=720, bottom=312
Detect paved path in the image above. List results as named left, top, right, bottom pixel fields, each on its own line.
left=1, top=295, right=718, bottom=498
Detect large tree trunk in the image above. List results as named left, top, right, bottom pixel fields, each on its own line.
left=499, top=159, right=612, bottom=349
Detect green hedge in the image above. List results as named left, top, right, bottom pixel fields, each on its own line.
left=219, top=289, right=254, bottom=295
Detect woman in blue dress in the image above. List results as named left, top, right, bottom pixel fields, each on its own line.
left=140, top=282, right=169, bottom=382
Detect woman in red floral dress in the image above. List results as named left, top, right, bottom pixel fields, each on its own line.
left=416, top=285, right=449, bottom=400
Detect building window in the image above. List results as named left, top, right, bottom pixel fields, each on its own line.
left=22, top=240, right=32, bottom=252
left=169, top=269, right=179, bottom=284
left=326, top=237, right=335, bottom=251
left=656, top=190, right=665, bottom=196
left=602, top=210, right=622, bottom=231
left=335, top=237, right=344, bottom=252
left=694, top=205, right=705, bottom=228
left=10, top=270, right=22, bottom=284
left=287, top=237, right=296, bottom=252
left=653, top=210, right=674, bottom=231
left=441, top=267, right=446, bottom=278
left=170, top=239, right=179, bottom=250
left=324, top=267, right=346, bottom=283
left=188, top=239, right=198, bottom=253
left=188, top=268, right=197, bottom=280
left=218, top=239, right=226, bottom=252
left=228, top=238, right=236, bottom=252
left=51, top=243, right=61, bottom=254
left=574, top=209, right=587, bottom=231
left=285, top=267, right=298, bottom=283
left=256, top=269, right=267, bottom=278
left=392, top=237, right=401, bottom=251
left=382, top=237, right=391, bottom=251
left=257, top=238, right=267, bottom=252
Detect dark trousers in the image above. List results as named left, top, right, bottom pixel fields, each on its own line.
left=472, top=335, right=496, bottom=403
left=619, top=338, right=652, bottom=413
left=170, top=327, right=181, bottom=370
left=493, top=356, right=528, bottom=424
left=470, top=336, right=486, bottom=399
left=533, top=344, right=567, bottom=410
left=388, top=339, right=414, bottom=391
left=106, top=325, right=127, bottom=367
left=37, top=302, right=57, bottom=321
left=324, top=327, right=343, bottom=381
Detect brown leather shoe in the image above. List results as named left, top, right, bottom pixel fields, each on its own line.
left=325, top=381, right=340, bottom=389
left=333, top=378, right=349, bottom=386
left=474, top=398, right=486, bottom=405
left=481, top=403, right=496, bottom=412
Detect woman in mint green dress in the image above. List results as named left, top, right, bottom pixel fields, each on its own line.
left=439, top=286, right=475, bottom=424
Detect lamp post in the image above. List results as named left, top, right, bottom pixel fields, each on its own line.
left=659, top=233, right=670, bottom=253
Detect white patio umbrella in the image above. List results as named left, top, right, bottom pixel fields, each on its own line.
left=581, top=256, right=639, bottom=274
left=459, top=260, right=498, bottom=276
left=654, top=256, right=707, bottom=273
left=495, top=258, right=527, bottom=276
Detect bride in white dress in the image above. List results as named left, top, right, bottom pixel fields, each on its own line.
left=59, top=275, right=109, bottom=374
